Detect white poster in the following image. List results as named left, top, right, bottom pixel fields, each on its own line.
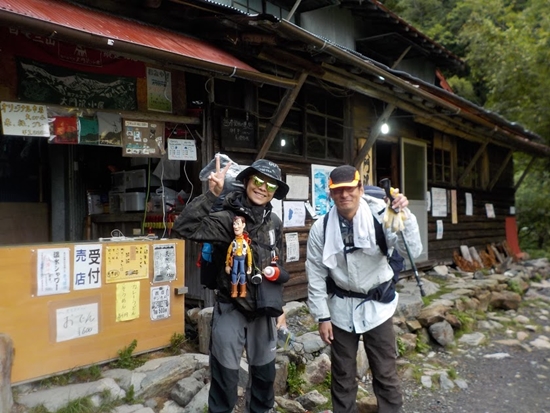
left=311, top=164, right=335, bottom=216
left=485, top=203, right=495, bottom=218
left=436, top=220, right=444, bottom=240
left=147, top=67, right=172, bottom=113
left=151, top=285, right=171, bottom=320
left=271, top=198, right=282, bottom=221
left=168, top=138, right=197, bottom=161
left=285, top=232, right=300, bottom=262
left=0, top=101, right=49, bottom=137
left=431, top=187, right=448, bottom=217
left=465, top=192, right=473, bottom=216
left=153, top=243, right=177, bottom=283
left=286, top=175, right=309, bottom=200
left=56, top=303, right=99, bottom=342
left=73, top=244, right=102, bottom=290
left=283, top=201, right=306, bottom=228
left=37, top=248, right=71, bottom=296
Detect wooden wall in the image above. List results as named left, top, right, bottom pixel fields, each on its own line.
left=0, top=240, right=185, bottom=384
left=427, top=187, right=514, bottom=263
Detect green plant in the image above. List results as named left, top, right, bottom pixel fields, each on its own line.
left=56, top=397, right=94, bottom=413
left=167, top=332, right=185, bottom=355
left=447, top=367, right=458, bottom=380
left=507, top=279, right=523, bottom=295
left=287, top=361, right=305, bottom=396
left=415, top=335, right=431, bottom=354
left=28, top=406, right=49, bottom=413
left=112, top=339, right=144, bottom=370
left=396, top=336, right=407, bottom=357
left=74, top=365, right=102, bottom=383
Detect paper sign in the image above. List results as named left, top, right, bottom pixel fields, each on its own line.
left=1, top=101, right=49, bottom=137
left=37, top=248, right=71, bottom=296
left=285, top=232, right=300, bottom=262
left=56, top=303, right=99, bottom=342
left=73, top=244, right=102, bottom=290
left=105, top=244, right=149, bottom=283
left=436, top=220, right=444, bottom=239
left=151, top=285, right=171, bottom=320
left=431, top=187, right=447, bottom=217
left=116, top=281, right=140, bottom=321
left=286, top=175, right=309, bottom=200
left=153, top=243, right=177, bottom=283
left=283, top=201, right=306, bottom=228
left=168, top=138, right=197, bottom=161
left=465, top=192, right=473, bottom=216
left=485, top=204, right=495, bottom=218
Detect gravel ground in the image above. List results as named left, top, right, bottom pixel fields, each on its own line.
left=399, top=298, right=550, bottom=413
left=280, top=292, right=550, bottom=413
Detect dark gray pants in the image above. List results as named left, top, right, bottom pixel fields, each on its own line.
left=331, top=318, right=403, bottom=413
left=208, top=302, right=277, bottom=413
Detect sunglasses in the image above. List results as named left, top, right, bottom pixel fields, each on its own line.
left=252, top=175, right=278, bottom=193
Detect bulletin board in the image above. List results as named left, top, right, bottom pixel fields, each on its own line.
left=0, top=239, right=185, bottom=384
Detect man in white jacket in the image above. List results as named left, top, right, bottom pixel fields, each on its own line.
left=306, top=165, right=422, bottom=413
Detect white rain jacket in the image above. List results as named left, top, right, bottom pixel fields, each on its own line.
left=306, top=195, right=423, bottom=334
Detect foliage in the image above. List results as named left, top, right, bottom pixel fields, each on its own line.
left=286, top=361, right=306, bottom=396
left=507, top=279, right=523, bottom=295
left=38, top=365, right=102, bottom=389
left=111, top=339, right=145, bottom=370
left=415, top=335, right=431, bottom=354
left=166, top=332, right=186, bottom=355
left=396, top=336, right=407, bottom=357
left=384, top=0, right=550, bottom=251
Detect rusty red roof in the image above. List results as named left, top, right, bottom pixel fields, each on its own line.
left=0, top=0, right=257, bottom=72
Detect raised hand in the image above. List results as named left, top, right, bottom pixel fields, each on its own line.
left=209, top=154, right=232, bottom=197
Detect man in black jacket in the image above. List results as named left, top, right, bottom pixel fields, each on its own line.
left=173, top=156, right=290, bottom=413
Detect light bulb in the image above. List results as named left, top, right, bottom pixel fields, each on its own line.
left=380, top=123, right=389, bottom=134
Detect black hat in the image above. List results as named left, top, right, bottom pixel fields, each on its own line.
left=236, top=159, right=290, bottom=200
left=364, top=185, right=386, bottom=199
left=329, top=165, right=360, bottom=189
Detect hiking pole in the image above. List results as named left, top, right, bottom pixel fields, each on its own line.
left=379, top=179, right=426, bottom=297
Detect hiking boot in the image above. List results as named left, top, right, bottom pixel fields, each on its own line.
left=230, top=283, right=238, bottom=298
left=239, top=283, right=247, bottom=297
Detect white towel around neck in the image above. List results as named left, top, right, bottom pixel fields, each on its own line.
left=322, top=198, right=378, bottom=269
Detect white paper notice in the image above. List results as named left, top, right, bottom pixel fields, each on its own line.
left=286, top=175, right=309, bottom=200
left=167, top=138, right=197, bottom=161
left=74, top=244, right=102, bottom=290
left=283, top=201, right=306, bottom=227
left=271, top=198, right=282, bottom=221
left=37, top=248, right=71, bottom=296
left=426, top=191, right=431, bottom=212
left=436, top=220, right=444, bottom=239
left=56, top=303, right=99, bottom=342
left=285, top=232, right=300, bottom=262
left=151, top=285, right=171, bottom=320
left=485, top=203, right=495, bottom=218
left=465, top=192, right=473, bottom=216
left=153, top=243, right=177, bottom=283
left=304, top=201, right=319, bottom=219
left=431, top=187, right=447, bottom=217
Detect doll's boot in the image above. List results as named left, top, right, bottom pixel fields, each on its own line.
left=231, top=283, right=238, bottom=298
left=239, top=283, right=247, bottom=298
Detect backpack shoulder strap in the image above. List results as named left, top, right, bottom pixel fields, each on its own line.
left=322, top=208, right=388, bottom=255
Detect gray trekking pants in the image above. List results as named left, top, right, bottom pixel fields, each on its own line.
left=208, top=301, right=277, bottom=413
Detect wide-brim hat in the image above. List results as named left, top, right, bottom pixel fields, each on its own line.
left=236, top=159, right=290, bottom=200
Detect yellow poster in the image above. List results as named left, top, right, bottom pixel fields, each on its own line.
left=105, top=244, right=149, bottom=283
left=116, top=281, right=140, bottom=322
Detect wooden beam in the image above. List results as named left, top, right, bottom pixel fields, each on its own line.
left=514, top=155, right=538, bottom=191
left=256, top=71, right=308, bottom=160
left=353, top=104, right=395, bottom=169
left=488, top=150, right=513, bottom=191
left=457, top=141, right=488, bottom=186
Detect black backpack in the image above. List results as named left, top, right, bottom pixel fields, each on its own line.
left=322, top=210, right=405, bottom=284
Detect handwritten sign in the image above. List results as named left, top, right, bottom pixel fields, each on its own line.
left=1, top=101, right=49, bottom=137
left=56, top=303, right=99, bottom=342
left=105, top=244, right=149, bottom=283
left=116, top=281, right=140, bottom=322
left=151, top=285, right=170, bottom=320
left=221, top=117, right=255, bottom=148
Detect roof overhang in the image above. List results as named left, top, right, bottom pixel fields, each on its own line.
left=0, top=0, right=297, bottom=89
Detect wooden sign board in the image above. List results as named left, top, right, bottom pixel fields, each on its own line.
left=220, top=116, right=256, bottom=149
left=0, top=239, right=185, bottom=384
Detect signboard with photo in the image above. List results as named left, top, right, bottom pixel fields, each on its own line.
left=122, top=119, right=164, bottom=158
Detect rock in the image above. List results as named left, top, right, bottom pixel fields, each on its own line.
left=0, top=334, right=14, bottom=413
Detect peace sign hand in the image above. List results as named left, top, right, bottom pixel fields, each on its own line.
left=208, top=154, right=232, bottom=197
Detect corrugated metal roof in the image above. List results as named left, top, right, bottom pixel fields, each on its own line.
left=0, top=0, right=257, bottom=72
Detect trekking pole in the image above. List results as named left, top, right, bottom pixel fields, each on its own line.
left=379, top=179, right=426, bottom=297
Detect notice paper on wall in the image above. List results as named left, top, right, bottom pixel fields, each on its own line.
left=167, top=138, right=197, bottom=161
left=151, top=285, right=171, bottom=321
left=285, top=232, right=300, bottom=263
left=56, top=303, right=99, bottom=342
left=73, top=244, right=102, bottom=290
left=116, top=281, right=140, bottom=322
left=36, top=248, right=71, bottom=296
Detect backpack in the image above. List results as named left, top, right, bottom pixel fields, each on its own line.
left=322, top=210, right=404, bottom=284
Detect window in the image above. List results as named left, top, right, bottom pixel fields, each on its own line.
left=457, top=139, right=483, bottom=188
left=428, top=133, right=453, bottom=184
left=258, top=85, right=345, bottom=161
